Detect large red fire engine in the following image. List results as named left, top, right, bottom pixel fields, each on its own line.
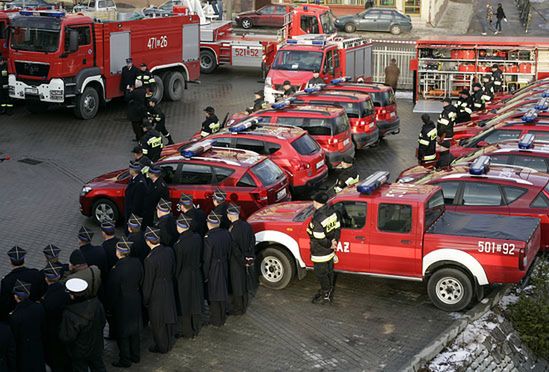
left=7, top=9, right=200, bottom=119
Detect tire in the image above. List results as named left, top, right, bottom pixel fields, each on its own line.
left=151, top=74, right=164, bottom=102
left=390, top=24, right=402, bottom=35
left=91, top=198, right=120, bottom=225
left=163, top=71, right=185, bottom=101
left=258, top=247, right=295, bottom=290
left=240, top=18, right=253, bottom=29
left=427, top=267, right=474, bottom=312
left=200, top=49, right=218, bottom=74
left=344, top=23, right=356, bottom=33
left=74, top=86, right=100, bottom=120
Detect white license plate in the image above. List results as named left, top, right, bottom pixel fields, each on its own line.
left=343, top=139, right=350, bottom=146
left=25, top=87, right=38, bottom=95
left=277, top=188, right=287, bottom=200
left=316, top=160, right=324, bottom=169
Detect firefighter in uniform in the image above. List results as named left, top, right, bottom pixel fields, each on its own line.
left=481, top=75, right=495, bottom=102
left=139, top=120, right=163, bottom=162
left=127, top=214, right=149, bottom=265
left=417, top=114, right=437, bottom=167
left=307, top=192, right=341, bottom=304
left=282, top=80, right=296, bottom=98
left=155, top=198, right=179, bottom=248
left=472, top=82, right=488, bottom=112
left=249, top=90, right=267, bottom=113
left=454, top=89, right=473, bottom=123
left=143, top=165, right=169, bottom=228
left=125, top=161, right=149, bottom=220
left=436, top=98, right=457, bottom=169
left=147, top=98, right=174, bottom=145
left=0, top=56, right=13, bottom=115
left=136, top=63, right=155, bottom=88
left=307, top=70, right=324, bottom=88
left=334, top=156, right=359, bottom=193
left=201, top=106, right=220, bottom=137
left=131, top=145, right=152, bottom=175
left=491, top=64, right=504, bottom=92
left=42, top=244, right=69, bottom=279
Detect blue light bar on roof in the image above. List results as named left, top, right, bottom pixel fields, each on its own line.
left=542, top=90, right=549, bottom=98
left=535, top=98, right=548, bottom=111
left=272, top=99, right=293, bottom=110
left=522, top=109, right=538, bottom=123
left=469, top=155, right=490, bottom=175
left=20, top=10, right=64, bottom=17
left=312, top=40, right=325, bottom=46
left=229, top=118, right=261, bottom=133
left=181, top=141, right=212, bottom=158
left=331, top=76, right=351, bottom=84
left=518, top=133, right=535, bottom=149
left=304, top=86, right=322, bottom=94
left=287, top=39, right=298, bottom=44
left=357, top=171, right=390, bottom=195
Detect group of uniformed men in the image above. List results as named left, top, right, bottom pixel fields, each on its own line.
left=417, top=64, right=504, bottom=167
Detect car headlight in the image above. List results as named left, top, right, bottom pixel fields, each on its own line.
left=81, top=186, right=92, bottom=195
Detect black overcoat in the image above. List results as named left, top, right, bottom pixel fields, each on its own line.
left=229, top=219, right=257, bottom=297
left=203, top=227, right=231, bottom=302
left=0, top=267, right=45, bottom=320
left=9, top=299, right=46, bottom=372
left=173, top=231, right=204, bottom=317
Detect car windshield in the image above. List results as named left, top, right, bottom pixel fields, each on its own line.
left=451, top=145, right=493, bottom=165
left=320, top=11, right=335, bottom=34
left=272, top=50, right=323, bottom=71
left=481, top=110, right=521, bottom=128
left=11, top=16, right=61, bottom=52
left=278, top=114, right=349, bottom=136
left=370, top=90, right=395, bottom=106
left=461, top=127, right=494, bottom=147
left=251, top=159, right=284, bottom=186
left=291, top=134, right=320, bottom=155
left=294, top=204, right=314, bottom=221
left=424, top=191, right=445, bottom=230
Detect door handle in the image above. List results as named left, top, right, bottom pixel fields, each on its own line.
left=356, top=235, right=365, bottom=241
left=83, top=59, right=87, bottom=64
left=401, top=239, right=411, bottom=244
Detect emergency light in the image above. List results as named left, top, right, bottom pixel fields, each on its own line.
left=469, top=155, right=490, bottom=175
left=304, top=86, right=323, bottom=93
left=287, top=39, right=298, bottom=44
left=286, top=39, right=326, bottom=46
left=522, top=109, right=538, bottom=123
left=534, top=98, right=548, bottom=111
left=180, top=141, right=213, bottom=158
left=518, top=133, right=535, bottom=149
left=357, top=171, right=390, bottom=195
left=229, top=118, right=262, bottom=133
left=20, top=10, right=64, bottom=17
left=272, top=98, right=294, bottom=110
left=331, top=76, right=351, bottom=84
left=541, top=90, right=549, bottom=98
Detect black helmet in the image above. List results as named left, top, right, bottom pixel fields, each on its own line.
left=421, top=114, right=431, bottom=124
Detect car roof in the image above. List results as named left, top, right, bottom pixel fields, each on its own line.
left=327, top=83, right=391, bottom=92
left=294, top=91, right=371, bottom=102
left=214, top=124, right=306, bottom=141
left=491, top=140, right=549, bottom=154
left=503, top=120, right=549, bottom=129
left=337, top=182, right=440, bottom=203
left=161, top=146, right=266, bottom=168
left=258, top=104, right=345, bottom=116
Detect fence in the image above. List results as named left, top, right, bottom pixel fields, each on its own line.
left=515, top=0, right=532, bottom=32
left=371, top=40, right=416, bottom=90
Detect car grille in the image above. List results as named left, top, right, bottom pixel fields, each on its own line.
left=15, top=61, right=50, bottom=78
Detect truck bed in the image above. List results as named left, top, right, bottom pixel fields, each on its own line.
left=427, top=212, right=540, bottom=242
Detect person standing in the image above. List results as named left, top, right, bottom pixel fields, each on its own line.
left=136, top=63, right=155, bottom=88
left=127, top=79, right=147, bottom=142
left=64, top=249, right=102, bottom=299
left=100, top=222, right=119, bottom=272
left=417, top=114, right=437, bottom=166
left=127, top=214, right=149, bottom=265
left=495, top=3, right=506, bottom=34
left=59, top=278, right=107, bottom=372
left=436, top=98, right=457, bottom=169
left=107, top=238, right=144, bottom=369
left=454, top=89, right=473, bottom=123
left=125, top=161, right=149, bottom=220
left=143, top=165, right=169, bottom=228
left=203, top=212, right=231, bottom=327
left=307, top=70, right=324, bottom=88
left=491, top=64, right=504, bottom=92
left=0, top=246, right=45, bottom=321
left=156, top=198, right=179, bottom=247
left=147, top=98, right=174, bottom=145
left=334, top=156, right=359, bottom=193
left=139, top=121, right=163, bottom=162
left=178, top=194, right=208, bottom=237
left=78, top=226, right=108, bottom=283
left=307, top=193, right=341, bottom=304
left=142, top=227, right=177, bottom=354
left=131, top=146, right=152, bottom=175
left=384, top=58, right=400, bottom=93
left=201, top=106, right=220, bottom=137
left=227, top=204, right=257, bottom=315
left=0, top=56, right=13, bottom=115
left=120, top=58, right=138, bottom=100
left=173, top=214, right=204, bottom=338
left=212, top=188, right=230, bottom=229
left=486, top=3, right=494, bottom=32
left=364, top=0, right=374, bottom=9
left=42, top=245, right=69, bottom=279
left=41, top=263, right=71, bottom=372
left=471, top=82, right=488, bottom=111
left=0, top=321, right=16, bottom=372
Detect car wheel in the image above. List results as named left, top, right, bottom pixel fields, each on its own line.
left=258, top=246, right=295, bottom=290
left=74, top=86, right=99, bottom=120
left=241, top=18, right=253, bottom=29
left=344, top=23, right=356, bottom=33
left=163, top=71, right=185, bottom=101
left=390, top=24, right=402, bottom=35
left=200, top=49, right=218, bottom=74
left=92, top=198, right=119, bottom=225
left=427, top=267, right=473, bottom=312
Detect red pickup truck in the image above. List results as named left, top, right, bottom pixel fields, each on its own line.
left=248, top=172, right=541, bottom=312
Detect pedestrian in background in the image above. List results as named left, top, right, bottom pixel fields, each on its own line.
left=0, top=56, right=14, bottom=115
left=120, top=58, right=138, bottom=100
left=384, top=58, right=400, bottom=93
left=486, top=3, right=494, bottom=32
left=365, top=0, right=374, bottom=9
left=495, top=3, right=507, bottom=34
left=127, top=80, right=147, bottom=142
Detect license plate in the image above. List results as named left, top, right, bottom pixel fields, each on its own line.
left=25, top=87, right=38, bottom=95
left=316, top=160, right=324, bottom=169
left=277, top=188, right=287, bottom=200
left=343, top=139, right=350, bottom=146
left=390, top=112, right=396, bottom=118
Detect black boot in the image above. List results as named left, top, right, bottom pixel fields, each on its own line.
left=166, top=134, right=174, bottom=145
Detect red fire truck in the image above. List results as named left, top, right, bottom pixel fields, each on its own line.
left=264, top=34, right=373, bottom=103
left=7, top=9, right=200, bottom=119
left=199, top=4, right=335, bottom=74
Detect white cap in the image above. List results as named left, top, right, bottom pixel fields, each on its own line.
left=65, top=278, right=88, bottom=294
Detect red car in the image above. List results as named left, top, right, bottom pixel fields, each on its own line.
left=249, top=171, right=541, bottom=311
left=162, top=121, right=329, bottom=193
left=465, top=94, right=548, bottom=125
left=292, top=87, right=379, bottom=149
left=324, top=81, right=400, bottom=138
left=80, top=143, right=291, bottom=224
left=235, top=4, right=293, bottom=29
left=490, top=80, right=549, bottom=105
left=398, top=156, right=549, bottom=251
left=249, top=103, right=355, bottom=169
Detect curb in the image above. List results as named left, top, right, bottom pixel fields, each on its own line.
left=404, top=285, right=511, bottom=372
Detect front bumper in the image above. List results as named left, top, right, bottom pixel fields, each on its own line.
left=9, top=75, right=65, bottom=103
left=292, top=169, right=329, bottom=193
left=325, top=145, right=356, bottom=169
left=377, top=118, right=400, bottom=137
left=353, top=127, right=379, bottom=149
left=79, top=195, right=93, bottom=217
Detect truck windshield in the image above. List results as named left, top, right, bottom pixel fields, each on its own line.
left=424, top=191, right=445, bottom=230
left=320, top=11, right=335, bottom=34
left=11, top=16, right=61, bottom=52
left=272, top=50, right=323, bottom=71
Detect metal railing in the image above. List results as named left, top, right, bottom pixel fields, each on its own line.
left=515, top=0, right=532, bottom=32
left=371, top=40, right=416, bottom=90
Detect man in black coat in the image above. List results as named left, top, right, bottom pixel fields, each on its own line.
left=78, top=226, right=108, bottom=282
left=107, top=238, right=144, bottom=368
left=227, top=204, right=257, bottom=315
left=41, top=263, right=70, bottom=372
left=120, top=58, right=138, bottom=100
left=147, top=98, right=174, bottom=145
left=127, top=80, right=147, bottom=142
left=143, top=165, right=169, bottom=228
left=125, top=161, right=149, bottom=221
left=100, top=222, right=119, bottom=271
left=127, top=214, right=149, bottom=265
left=203, top=212, right=231, bottom=327
left=42, top=244, right=69, bottom=279
left=0, top=246, right=45, bottom=320
left=156, top=198, right=178, bottom=247
left=9, top=280, right=46, bottom=372
left=178, top=193, right=207, bottom=237
left=0, top=321, right=16, bottom=372
left=131, top=146, right=152, bottom=176
left=212, top=188, right=230, bottom=229
left=173, top=214, right=203, bottom=338
left=60, top=278, right=106, bottom=372
left=142, top=227, right=177, bottom=354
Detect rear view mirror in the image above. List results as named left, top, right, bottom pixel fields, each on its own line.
left=69, top=29, right=79, bottom=53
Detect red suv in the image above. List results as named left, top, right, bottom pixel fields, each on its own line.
left=292, top=88, right=379, bottom=149
left=249, top=103, right=355, bottom=169
left=163, top=121, right=329, bottom=193
left=324, top=81, right=400, bottom=137
left=80, top=143, right=291, bottom=224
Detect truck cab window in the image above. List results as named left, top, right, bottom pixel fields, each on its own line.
left=378, top=203, right=412, bottom=233
left=332, top=202, right=367, bottom=229
left=0, top=22, right=5, bottom=39
left=300, top=15, right=319, bottom=34
left=65, top=27, right=91, bottom=51
left=323, top=50, right=333, bottom=74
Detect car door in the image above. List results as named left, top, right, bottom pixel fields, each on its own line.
left=322, top=49, right=336, bottom=82
left=430, top=181, right=461, bottom=212
left=256, top=5, right=275, bottom=27
left=175, top=163, right=216, bottom=212
left=454, top=181, right=510, bottom=216
left=64, top=25, right=93, bottom=76
left=271, top=5, right=288, bottom=28
left=376, top=10, right=395, bottom=32
left=359, top=10, right=380, bottom=31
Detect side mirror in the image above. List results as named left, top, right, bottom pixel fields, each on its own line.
left=477, top=140, right=489, bottom=148
left=68, top=29, right=79, bottom=53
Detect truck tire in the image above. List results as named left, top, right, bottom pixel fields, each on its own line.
left=164, top=71, right=185, bottom=101
left=427, top=267, right=473, bottom=312
left=74, top=86, right=99, bottom=120
left=344, top=23, right=356, bottom=33
left=151, top=75, right=164, bottom=102
left=91, top=198, right=119, bottom=225
left=258, top=247, right=294, bottom=290
left=390, top=24, right=402, bottom=35
left=200, top=49, right=218, bottom=74
left=240, top=18, right=253, bottom=29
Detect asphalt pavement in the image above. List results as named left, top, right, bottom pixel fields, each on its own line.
left=0, top=67, right=457, bottom=371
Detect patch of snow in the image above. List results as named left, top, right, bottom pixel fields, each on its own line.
left=500, top=293, right=519, bottom=310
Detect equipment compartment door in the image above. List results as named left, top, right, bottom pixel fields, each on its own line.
left=231, top=45, right=263, bottom=68
left=182, top=23, right=199, bottom=61
left=109, top=31, right=130, bottom=75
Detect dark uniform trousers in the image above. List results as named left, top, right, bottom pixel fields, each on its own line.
left=117, top=336, right=140, bottom=365
left=314, top=259, right=334, bottom=293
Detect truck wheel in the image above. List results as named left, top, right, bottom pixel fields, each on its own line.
left=390, top=24, right=402, bottom=35
left=344, top=23, right=356, bottom=33
left=91, top=198, right=119, bottom=225
left=164, top=71, right=185, bottom=101
left=200, top=49, right=218, bottom=74
left=427, top=268, right=473, bottom=312
left=151, top=75, right=164, bottom=102
left=258, top=247, right=294, bottom=290
left=240, top=18, right=253, bottom=29
left=74, top=86, right=99, bottom=120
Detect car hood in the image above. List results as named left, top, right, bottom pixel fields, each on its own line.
left=269, top=70, right=313, bottom=86
left=86, top=168, right=127, bottom=185
left=335, top=15, right=356, bottom=23
left=397, top=165, right=433, bottom=183
left=236, top=10, right=255, bottom=17
left=248, top=201, right=312, bottom=224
